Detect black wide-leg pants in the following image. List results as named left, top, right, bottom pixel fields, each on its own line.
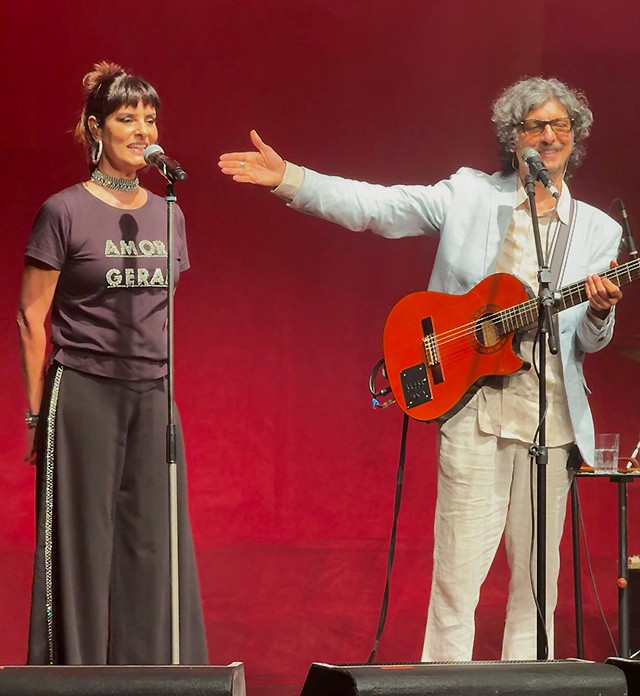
left=28, top=365, right=208, bottom=665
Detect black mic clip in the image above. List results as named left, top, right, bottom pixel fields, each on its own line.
left=619, top=199, right=638, bottom=258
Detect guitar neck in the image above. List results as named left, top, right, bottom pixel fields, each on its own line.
left=499, top=257, right=639, bottom=334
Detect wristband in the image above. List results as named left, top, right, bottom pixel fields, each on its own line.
left=25, top=410, right=39, bottom=429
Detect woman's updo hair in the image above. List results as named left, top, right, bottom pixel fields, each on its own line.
left=75, top=61, right=161, bottom=166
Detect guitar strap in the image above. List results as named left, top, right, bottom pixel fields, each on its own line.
left=548, top=198, right=577, bottom=290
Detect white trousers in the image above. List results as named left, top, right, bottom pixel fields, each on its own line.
left=421, top=400, right=573, bottom=661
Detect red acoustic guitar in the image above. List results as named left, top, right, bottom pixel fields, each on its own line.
left=382, top=258, right=639, bottom=422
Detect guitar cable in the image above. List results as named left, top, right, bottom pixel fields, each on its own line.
left=369, top=358, right=396, bottom=409
left=367, top=411, right=410, bottom=664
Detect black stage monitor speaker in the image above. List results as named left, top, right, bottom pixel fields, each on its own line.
left=606, top=658, right=640, bottom=695
left=299, top=660, right=628, bottom=696
left=0, top=663, right=246, bottom=695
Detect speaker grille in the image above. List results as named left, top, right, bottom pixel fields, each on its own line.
left=300, top=660, right=627, bottom=696
left=0, top=663, right=246, bottom=696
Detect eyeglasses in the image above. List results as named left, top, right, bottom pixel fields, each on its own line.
left=517, top=117, right=574, bottom=136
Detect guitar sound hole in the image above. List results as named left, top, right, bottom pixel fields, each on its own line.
left=475, top=317, right=500, bottom=347
left=471, top=306, right=506, bottom=354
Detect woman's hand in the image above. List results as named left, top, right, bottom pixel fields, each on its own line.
left=218, top=130, right=286, bottom=187
left=25, top=427, right=37, bottom=465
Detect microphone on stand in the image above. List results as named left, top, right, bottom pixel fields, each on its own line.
left=144, top=144, right=188, bottom=182
left=521, top=147, right=559, bottom=198
left=618, top=199, right=638, bottom=258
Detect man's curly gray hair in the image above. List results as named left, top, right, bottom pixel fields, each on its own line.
left=491, top=77, right=593, bottom=177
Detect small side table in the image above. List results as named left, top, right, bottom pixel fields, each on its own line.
left=571, top=462, right=640, bottom=659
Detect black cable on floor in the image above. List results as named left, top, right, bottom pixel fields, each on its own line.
left=368, top=413, right=410, bottom=664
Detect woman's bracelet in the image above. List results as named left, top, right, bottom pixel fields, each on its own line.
left=25, top=410, right=39, bottom=429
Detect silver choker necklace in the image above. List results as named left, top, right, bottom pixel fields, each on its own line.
left=91, top=169, right=139, bottom=192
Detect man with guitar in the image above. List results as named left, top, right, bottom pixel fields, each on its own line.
left=219, top=77, right=623, bottom=661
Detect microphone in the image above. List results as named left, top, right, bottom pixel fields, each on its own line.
left=143, top=144, right=188, bottom=182
left=619, top=199, right=638, bottom=258
left=521, top=147, right=559, bottom=199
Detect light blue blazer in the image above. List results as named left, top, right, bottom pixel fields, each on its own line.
left=290, top=166, right=622, bottom=464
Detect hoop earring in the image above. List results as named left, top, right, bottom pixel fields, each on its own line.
left=91, top=139, right=103, bottom=165
left=511, top=151, right=518, bottom=171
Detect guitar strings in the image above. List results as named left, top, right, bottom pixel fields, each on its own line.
left=430, top=259, right=639, bottom=361
left=422, top=258, right=639, bottom=356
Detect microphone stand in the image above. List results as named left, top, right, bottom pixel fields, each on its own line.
left=165, top=178, right=181, bottom=665
left=145, top=148, right=189, bottom=664
left=523, top=173, right=559, bottom=660
left=150, top=164, right=185, bottom=665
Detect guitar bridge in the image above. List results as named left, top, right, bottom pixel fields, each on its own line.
left=422, top=317, right=444, bottom=384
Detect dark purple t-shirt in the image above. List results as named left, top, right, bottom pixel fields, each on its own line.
left=25, top=183, right=190, bottom=380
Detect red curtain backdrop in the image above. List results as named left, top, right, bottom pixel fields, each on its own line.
left=1, top=2, right=639, bottom=694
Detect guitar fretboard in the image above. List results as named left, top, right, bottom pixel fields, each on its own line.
left=497, top=257, right=639, bottom=335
